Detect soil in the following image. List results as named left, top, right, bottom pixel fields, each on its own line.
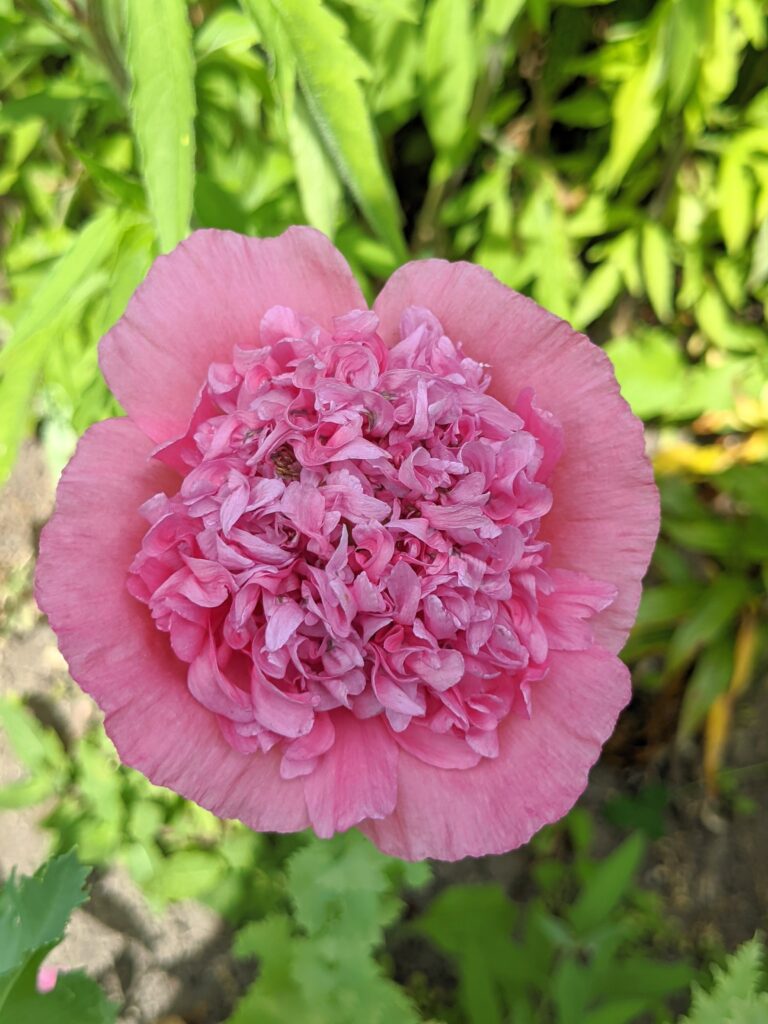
left=1, top=444, right=766, bottom=1022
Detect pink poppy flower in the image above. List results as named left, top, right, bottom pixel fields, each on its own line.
left=36, top=228, right=658, bottom=861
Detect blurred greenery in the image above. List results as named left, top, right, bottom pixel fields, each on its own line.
left=1, top=0, right=768, bottom=1020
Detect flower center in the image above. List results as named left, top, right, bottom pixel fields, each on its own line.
left=128, top=305, right=615, bottom=777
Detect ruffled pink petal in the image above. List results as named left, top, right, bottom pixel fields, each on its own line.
left=35, top=419, right=309, bottom=832
left=303, top=712, right=398, bottom=837
left=374, top=261, right=659, bottom=654
left=100, top=227, right=366, bottom=444
left=361, top=645, right=630, bottom=860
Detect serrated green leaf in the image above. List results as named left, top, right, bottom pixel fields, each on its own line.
left=681, top=937, right=767, bottom=1024
left=1, top=968, right=117, bottom=1024
left=424, top=0, right=477, bottom=157
left=0, top=852, right=89, bottom=1014
left=229, top=834, right=421, bottom=1024
left=257, top=0, right=406, bottom=259
left=126, top=0, right=196, bottom=252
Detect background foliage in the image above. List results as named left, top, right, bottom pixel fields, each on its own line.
left=1, top=0, right=767, bottom=1021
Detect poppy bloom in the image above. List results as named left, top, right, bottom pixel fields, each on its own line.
left=36, top=228, right=658, bottom=861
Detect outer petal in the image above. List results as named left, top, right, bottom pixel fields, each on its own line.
left=361, top=646, right=630, bottom=860
left=100, top=227, right=367, bottom=443
left=374, top=261, right=659, bottom=654
left=35, top=419, right=309, bottom=833
left=304, top=712, right=398, bottom=838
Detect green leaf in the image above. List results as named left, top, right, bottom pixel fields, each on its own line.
left=415, top=884, right=518, bottom=1024
left=423, top=0, right=477, bottom=157
left=480, top=0, right=525, bottom=36
left=287, top=93, right=343, bottom=237
left=0, top=332, right=47, bottom=485
left=195, top=8, right=260, bottom=59
left=598, top=58, right=661, bottom=190
left=641, top=222, right=674, bottom=322
left=0, top=852, right=91, bottom=1017
left=0, top=697, right=67, bottom=777
left=666, top=576, right=752, bottom=673
left=257, top=0, right=406, bottom=259
left=230, top=834, right=420, bottom=1024
left=0, top=208, right=124, bottom=368
left=571, top=260, right=622, bottom=329
left=144, top=850, right=225, bottom=903
left=678, top=638, right=734, bottom=741
left=680, top=937, right=768, bottom=1024
left=718, top=146, right=756, bottom=255
left=604, top=332, right=686, bottom=419
left=567, top=834, right=646, bottom=935
left=125, top=0, right=196, bottom=252
left=2, top=969, right=117, bottom=1024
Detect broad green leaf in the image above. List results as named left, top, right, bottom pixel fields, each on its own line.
left=567, top=833, right=646, bottom=934
left=125, top=0, right=196, bottom=252
left=287, top=93, right=343, bottom=237
left=571, top=260, right=622, bottom=329
left=424, top=0, right=477, bottom=157
left=552, top=89, right=611, bottom=128
left=598, top=58, right=661, bottom=190
left=678, top=638, right=734, bottom=740
left=718, top=146, right=755, bottom=255
left=415, top=884, right=518, bottom=1024
left=259, top=0, right=406, bottom=259
left=480, top=0, right=525, bottom=36
left=634, top=585, right=701, bottom=630
left=604, top=332, right=686, bottom=419
left=641, top=222, right=674, bottom=322
left=666, top=576, right=752, bottom=672
left=0, top=698, right=67, bottom=777
left=747, top=216, right=768, bottom=290
left=694, top=288, right=765, bottom=352
left=144, top=850, right=225, bottom=903
left=195, top=8, right=259, bottom=59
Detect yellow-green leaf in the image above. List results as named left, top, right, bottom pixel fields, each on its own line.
left=126, top=0, right=196, bottom=253
left=424, top=0, right=477, bottom=156
left=261, top=0, right=406, bottom=259
left=641, top=222, right=674, bottom=322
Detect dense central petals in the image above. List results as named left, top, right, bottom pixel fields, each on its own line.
left=127, top=305, right=616, bottom=781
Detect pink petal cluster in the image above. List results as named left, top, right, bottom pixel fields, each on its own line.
left=127, top=304, right=615, bottom=782
left=36, top=228, right=659, bottom=860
